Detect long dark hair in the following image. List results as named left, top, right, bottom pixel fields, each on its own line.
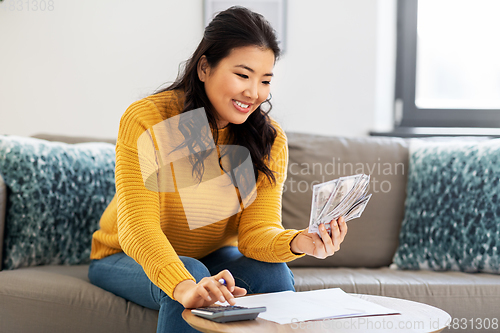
left=151, top=6, right=281, bottom=186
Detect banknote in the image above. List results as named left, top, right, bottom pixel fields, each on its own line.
left=309, top=174, right=371, bottom=236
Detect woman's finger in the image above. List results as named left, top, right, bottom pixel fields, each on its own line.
left=218, top=281, right=236, bottom=305
left=213, top=270, right=237, bottom=305
left=232, top=286, right=247, bottom=297
left=196, top=282, right=213, bottom=302
left=319, top=223, right=335, bottom=256
left=332, top=219, right=343, bottom=251
left=216, top=269, right=235, bottom=292
left=200, top=277, right=225, bottom=303
left=338, top=216, right=348, bottom=242
left=310, top=230, right=327, bottom=259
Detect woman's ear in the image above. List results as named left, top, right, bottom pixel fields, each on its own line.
left=197, top=55, right=209, bottom=82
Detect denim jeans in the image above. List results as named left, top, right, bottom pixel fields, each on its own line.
left=88, top=246, right=295, bottom=333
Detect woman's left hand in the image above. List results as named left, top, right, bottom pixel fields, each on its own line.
left=290, top=216, right=347, bottom=259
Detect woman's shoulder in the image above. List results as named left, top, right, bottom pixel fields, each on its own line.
left=268, top=115, right=288, bottom=153
left=144, top=89, right=185, bottom=118
left=118, top=90, right=185, bottom=146
left=122, top=90, right=184, bottom=120
left=256, top=115, right=288, bottom=187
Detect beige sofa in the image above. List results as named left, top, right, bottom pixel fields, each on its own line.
left=1, top=132, right=499, bottom=333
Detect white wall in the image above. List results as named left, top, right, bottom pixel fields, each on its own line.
left=0, top=0, right=396, bottom=139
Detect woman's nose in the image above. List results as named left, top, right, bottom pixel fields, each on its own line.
left=243, top=82, right=259, bottom=100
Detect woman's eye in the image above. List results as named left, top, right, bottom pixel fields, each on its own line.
left=263, top=81, right=271, bottom=85
left=236, top=73, right=248, bottom=79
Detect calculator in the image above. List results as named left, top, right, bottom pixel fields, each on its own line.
left=191, top=305, right=267, bottom=323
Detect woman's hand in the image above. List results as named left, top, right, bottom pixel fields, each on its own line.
left=173, top=269, right=247, bottom=309
left=290, top=216, right=348, bottom=259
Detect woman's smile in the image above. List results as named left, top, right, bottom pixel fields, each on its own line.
left=232, top=99, right=253, bottom=113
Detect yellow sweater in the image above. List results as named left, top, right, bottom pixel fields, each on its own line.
left=90, top=90, right=304, bottom=298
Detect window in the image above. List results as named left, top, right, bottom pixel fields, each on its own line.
left=395, top=0, right=500, bottom=128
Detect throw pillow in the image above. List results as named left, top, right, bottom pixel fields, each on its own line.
left=393, top=138, right=500, bottom=273
left=0, top=135, right=116, bottom=270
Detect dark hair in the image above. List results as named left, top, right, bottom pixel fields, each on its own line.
left=151, top=6, right=281, bottom=185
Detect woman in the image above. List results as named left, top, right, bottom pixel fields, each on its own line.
left=88, top=6, right=347, bottom=332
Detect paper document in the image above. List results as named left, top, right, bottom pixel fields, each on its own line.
left=228, top=288, right=399, bottom=325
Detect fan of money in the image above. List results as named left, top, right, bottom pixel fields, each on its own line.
left=309, top=174, right=372, bottom=236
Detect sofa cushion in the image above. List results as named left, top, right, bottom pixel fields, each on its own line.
left=393, top=138, right=500, bottom=273
left=0, top=135, right=116, bottom=270
left=291, top=267, right=500, bottom=322
left=0, top=265, right=157, bottom=333
left=283, top=133, right=409, bottom=268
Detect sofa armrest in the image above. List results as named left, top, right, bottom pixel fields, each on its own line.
left=31, top=133, right=116, bottom=145
left=0, top=173, right=6, bottom=271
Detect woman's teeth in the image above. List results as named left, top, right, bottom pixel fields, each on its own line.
left=234, top=100, right=249, bottom=108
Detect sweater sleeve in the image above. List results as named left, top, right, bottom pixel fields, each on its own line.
left=237, top=126, right=306, bottom=262
left=115, top=99, right=195, bottom=299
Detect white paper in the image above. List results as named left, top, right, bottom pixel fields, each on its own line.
left=227, top=288, right=399, bottom=325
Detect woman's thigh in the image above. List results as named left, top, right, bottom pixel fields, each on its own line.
left=200, top=246, right=295, bottom=294
left=88, top=252, right=211, bottom=310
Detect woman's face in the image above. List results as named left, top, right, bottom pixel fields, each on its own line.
left=198, top=45, right=275, bottom=129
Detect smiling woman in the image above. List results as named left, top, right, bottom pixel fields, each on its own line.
left=87, top=6, right=349, bottom=333
left=156, top=6, right=282, bottom=186
left=197, top=46, right=275, bottom=128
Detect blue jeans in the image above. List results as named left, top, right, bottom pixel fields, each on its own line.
left=88, top=246, right=295, bottom=333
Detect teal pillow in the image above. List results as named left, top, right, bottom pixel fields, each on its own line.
left=393, top=138, right=500, bottom=273
left=0, top=135, right=116, bottom=270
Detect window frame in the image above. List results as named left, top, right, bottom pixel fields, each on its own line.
left=395, top=0, right=500, bottom=128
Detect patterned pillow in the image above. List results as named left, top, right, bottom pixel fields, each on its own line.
left=393, top=138, right=500, bottom=273
left=0, top=135, right=115, bottom=270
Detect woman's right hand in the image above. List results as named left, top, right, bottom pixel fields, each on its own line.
left=173, top=269, right=247, bottom=309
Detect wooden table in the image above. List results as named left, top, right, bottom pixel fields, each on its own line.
left=182, top=294, right=451, bottom=333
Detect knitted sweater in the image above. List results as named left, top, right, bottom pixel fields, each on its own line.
left=90, top=90, right=304, bottom=299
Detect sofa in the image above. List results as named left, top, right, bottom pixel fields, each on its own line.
left=1, top=132, right=500, bottom=333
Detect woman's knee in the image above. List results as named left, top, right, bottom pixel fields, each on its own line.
left=236, top=261, right=295, bottom=294
left=88, top=256, right=118, bottom=286
left=87, top=252, right=131, bottom=287
left=263, top=262, right=295, bottom=292
left=88, top=260, right=99, bottom=285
